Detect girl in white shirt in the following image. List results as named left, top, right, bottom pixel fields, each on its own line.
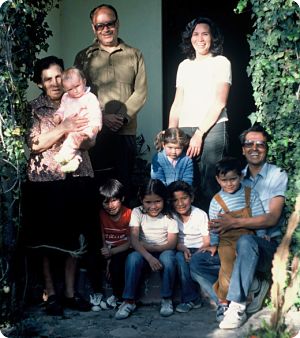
left=115, top=179, right=178, bottom=320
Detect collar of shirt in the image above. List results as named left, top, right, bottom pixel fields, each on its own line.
left=167, top=156, right=178, bottom=167
left=30, top=94, right=59, bottom=111
left=243, top=162, right=269, bottom=181
left=85, top=38, right=125, bottom=56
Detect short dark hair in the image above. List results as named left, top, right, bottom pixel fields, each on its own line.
left=180, top=17, right=223, bottom=60
left=215, top=157, right=243, bottom=177
left=33, top=56, right=64, bottom=84
left=239, top=124, right=270, bottom=145
left=90, top=4, right=118, bottom=21
left=168, top=180, right=194, bottom=199
left=99, top=179, right=125, bottom=202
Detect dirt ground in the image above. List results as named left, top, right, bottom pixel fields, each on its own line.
left=1, top=301, right=299, bottom=338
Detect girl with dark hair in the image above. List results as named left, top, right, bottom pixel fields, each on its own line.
left=168, top=16, right=232, bottom=212
left=151, top=127, right=193, bottom=186
left=115, top=179, right=178, bottom=320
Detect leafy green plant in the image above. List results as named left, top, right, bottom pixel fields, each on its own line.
left=235, top=0, right=300, bottom=212
left=0, top=0, right=59, bottom=326
left=236, top=0, right=300, bottom=335
left=247, top=320, right=291, bottom=338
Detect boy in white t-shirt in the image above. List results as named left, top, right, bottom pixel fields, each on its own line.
left=168, top=180, right=216, bottom=313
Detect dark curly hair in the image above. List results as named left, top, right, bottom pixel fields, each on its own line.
left=180, top=17, right=223, bottom=60
left=33, top=56, right=64, bottom=85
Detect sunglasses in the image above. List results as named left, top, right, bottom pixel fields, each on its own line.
left=94, top=20, right=117, bottom=32
left=243, top=140, right=267, bottom=149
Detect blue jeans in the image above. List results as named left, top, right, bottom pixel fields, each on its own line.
left=181, top=122, right=228, bottom=212
left=190, top=235, right=278, bottom=305
left=227, top=234, right=278, bottom=303
left=190, top=251, right=220, bottom=305
left=122, top=250, right=176, bottom=300
left=176, top=250, right=199, bottom=303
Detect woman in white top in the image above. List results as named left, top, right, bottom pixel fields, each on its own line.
left=168, top=17, right=232, bottom=212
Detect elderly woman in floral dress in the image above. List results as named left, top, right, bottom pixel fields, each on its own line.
left=23, top=56, right=99, bottom=315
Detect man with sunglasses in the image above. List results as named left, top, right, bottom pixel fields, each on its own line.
left=74, top=4, right=147, bottom=199
left=190, top=124, right=288, bottom=329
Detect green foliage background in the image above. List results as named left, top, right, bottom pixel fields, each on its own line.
left=0, top=0, right=59, bottom=325
left=236, top=0, right=300, bottom=330
left=236, top=0, right=300, bottom=249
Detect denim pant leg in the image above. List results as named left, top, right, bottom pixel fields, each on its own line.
left=198, top=122, right=228, bottom=212
left=181, top=123, right=228, bottom=212
left=227, top=234, right=278, bottom=303
left=190, top=251, right=220, bottom=305
left=122, top=251, right=145, bottom=300
left=176, top=251, right=199, bottom=303
left=158, top=250, right=176, bottom=298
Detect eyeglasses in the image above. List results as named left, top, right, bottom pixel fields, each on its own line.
left=94, top=20, right=117, bottom=32
left=243, top=140, right=267, bottom=149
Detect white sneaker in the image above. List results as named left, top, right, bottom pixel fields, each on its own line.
left=246, top=278, right=270, bottom=314
left=160, top=298, right=174, bottom=317
left=219, top=302, right=247, bottom=329
left=89, top=293, right=103, bottom=312
left=106, top=295, right=121, bottom=309
left=115, top=301, right=136, bottom=320
left=100, top=299, right=109, bottom=310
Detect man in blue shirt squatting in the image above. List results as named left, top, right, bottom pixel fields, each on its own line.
left=189, top=124, right=288, bottom=329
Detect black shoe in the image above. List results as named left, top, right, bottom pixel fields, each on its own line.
left=63, top=294, right=91, bottom=311
left=45, top=295, right=64, bottom=316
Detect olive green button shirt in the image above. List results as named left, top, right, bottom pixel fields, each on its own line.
left=74, top=39, right=147, bottom=136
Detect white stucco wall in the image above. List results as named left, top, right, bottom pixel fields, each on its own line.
left=27, top=0, right=162, bottom=160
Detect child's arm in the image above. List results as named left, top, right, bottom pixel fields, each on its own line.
left=150, top=154, right=167, bottom=186
left=109, top=241, right=130, bottom=256
left=130, top=226, right=163, bottom=271
left=84, top=93, right=103, bottom=131
left=198, top=235, right=218, bottom=256
left=78, top=94, right=102, bottom=150
left=177, top=242, right=192, bottom=262
left=141, top=232, right=177, bottom=253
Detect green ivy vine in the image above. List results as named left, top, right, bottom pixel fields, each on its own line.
left=0, top=0, right=59, bottom=326
left=235, top=0, right=300, bottom=222
left=235, top=0, right=300, bottom=328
